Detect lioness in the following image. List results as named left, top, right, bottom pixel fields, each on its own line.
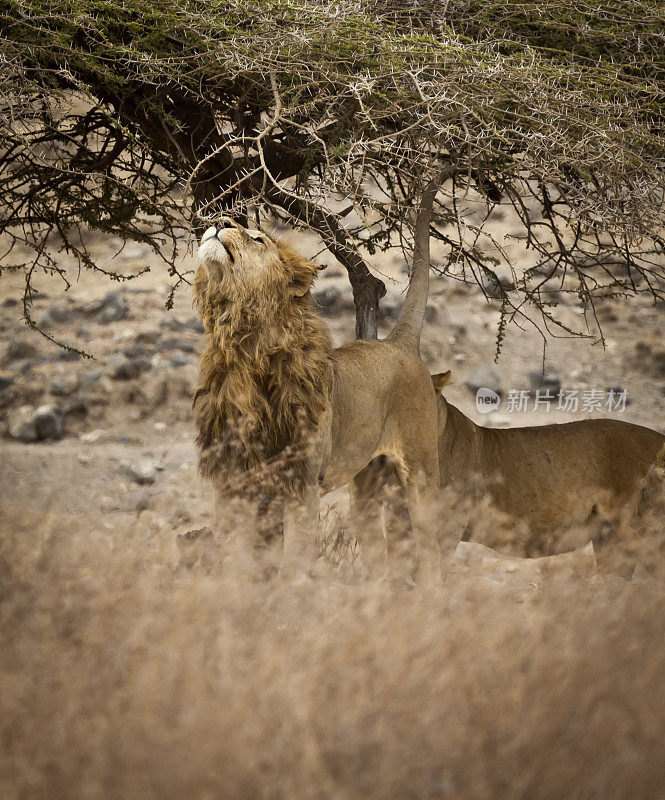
left=355, top=371, right=665, bottom=557
left=193, top=202, right=443, bottom=580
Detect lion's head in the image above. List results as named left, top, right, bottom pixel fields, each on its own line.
left=192, top=219, right=333, bottom=497
left=194, top=219, right=323, bottom=331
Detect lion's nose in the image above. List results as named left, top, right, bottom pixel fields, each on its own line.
left=215, top=218, right=236, bottom=235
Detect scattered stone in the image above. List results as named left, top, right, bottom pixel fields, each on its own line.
left=33, top=404, right=64, bottom=440
left=12, top=360, right=34, bottom=375
left=109, top=355, right=152, bottom=380
left=57, top=348, right=81, bottom=362
left=135, top=328, right=162, bottom=346
left=313, top=286, right=342, bottom=316
left=154, top=336, right=197, bottom=354
left=424, top=306, right=438, bottom=323
left=3, top=338, right=39, bottom=365
left=76, top=325, right=94, bottom=340
left=98, top=377, right=113, bottom=394
left=6, top=406, right=38, bottom=442
left=81, top=290, right=129, bottom=323
left=597, top=305, right=618, bottom=323
left=154, top=422, right=167, bottom=432
left=465, top=365, right=502, bottom=397
left=162, top=315, right=204, bottom=334
left=49, top=376, right=78, bottom=397
left=63, top=393, right=88, bottom=416
left=168, top=352, right=192, bottom=368
left=80, top=428, right=108, bottom=444
left=84, top=367, right=105, bottom=385
left=39, top=304, right=73, bottom=327
left=381, top=292, right=404, bottom=321
left=528, top=368, right=561, bottom=397
left=0, top=373, right=15, bottom=392
left=122, top=343, right=151, bottom=359
left=120, top=460, right=157, bottom=485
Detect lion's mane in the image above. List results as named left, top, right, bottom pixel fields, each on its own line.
left=193, top=239, right=333, bottom=497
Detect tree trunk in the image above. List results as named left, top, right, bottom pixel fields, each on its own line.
left=266, top=187, right=386, bottom=340
left=353, top=271, right=386, bottom=340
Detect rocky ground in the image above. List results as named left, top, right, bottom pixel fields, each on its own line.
left=4, top=219, right=665, bottom=799
left=2, top=219, right=665, bottom=567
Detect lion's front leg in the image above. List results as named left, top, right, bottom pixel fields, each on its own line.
left=213, top=484, right=259, bottom=573
left=280, top=483, right=320, bottom=579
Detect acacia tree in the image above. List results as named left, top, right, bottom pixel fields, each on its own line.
left=1, top=0, right=664, bottom=346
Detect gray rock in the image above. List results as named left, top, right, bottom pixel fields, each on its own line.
left=313, top=286, right=342, bottom=316
left=162, top=316, right=204, bottom=334
left=0, top=373, right=14, bottom=392
left=99, top=294, right=129, bottom=324
left=110, top=355, right=152, bottom=380
left=381, top=292, right=404, bottom=321
left=135, top=328, right=162, bottom=346
left=155, top=337, right=197, bottom=354
left=84, top=367, right=105, bottom=385
left=81, top=290, right=129, bottom=323
left=528, top=369, right=561, bottom=397
left=33, top=404, right=64, bottom=440
left=169, top=352, right=192, bottom=368
left=39, top=304, right=72, bottom=327
left=49, top=376, right=78, bottom=397
left=6, top=406, right=38, bottom=442
left=10, top=360, right=34, bottom=375
left=120, top=460, right=157, bottom=485
left=63, top=393, right=88, bottom=416
left=465, top=365, right=502, bottom=397
left=4, top=338, right=39, bottom=365
left=55, top=347, right=82, bottom=362
left=122, top=343, right=150, bottom=359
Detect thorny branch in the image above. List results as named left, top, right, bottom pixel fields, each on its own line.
left=1, top=0, right=664, bottom=349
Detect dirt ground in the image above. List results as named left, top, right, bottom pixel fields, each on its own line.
left=2, top=211, right=665, bottom=798
left=1, top=210, right=664, bottom=546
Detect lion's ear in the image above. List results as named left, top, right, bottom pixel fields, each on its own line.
left=290, top=259, right=322, bottom=297
left=431, top=370, right=452, bottom=392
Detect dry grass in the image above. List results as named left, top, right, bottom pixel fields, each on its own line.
left=2, top=503, right=665, bottom=800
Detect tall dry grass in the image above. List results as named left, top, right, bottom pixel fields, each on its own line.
left=2, top=503, right=665, bottom=800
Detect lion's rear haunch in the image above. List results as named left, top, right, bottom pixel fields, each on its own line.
left=193, top=238, right=333, bottom=498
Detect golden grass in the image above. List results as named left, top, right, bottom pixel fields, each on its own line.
left=2, top=505, right=665, bottom=800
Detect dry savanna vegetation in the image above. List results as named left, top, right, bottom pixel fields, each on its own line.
left=2, top=1, right=665, bottom=798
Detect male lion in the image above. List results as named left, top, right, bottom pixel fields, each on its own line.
left=355, top=371, right=665, bottom=561
left=192, top=209, right=442, bottom=581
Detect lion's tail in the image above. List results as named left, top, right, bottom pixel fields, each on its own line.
left=386, top=175, right=442, bottom=352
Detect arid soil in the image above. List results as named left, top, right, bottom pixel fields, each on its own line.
left=2, top=215, right=665, bottom=798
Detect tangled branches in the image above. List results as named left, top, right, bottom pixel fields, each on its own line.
left=1, top=0, right=664, bottom=343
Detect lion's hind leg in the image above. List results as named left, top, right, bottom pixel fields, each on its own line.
left=350, top=458, right=391, bottom=579
left=392, top=451, right=446, bottom=586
